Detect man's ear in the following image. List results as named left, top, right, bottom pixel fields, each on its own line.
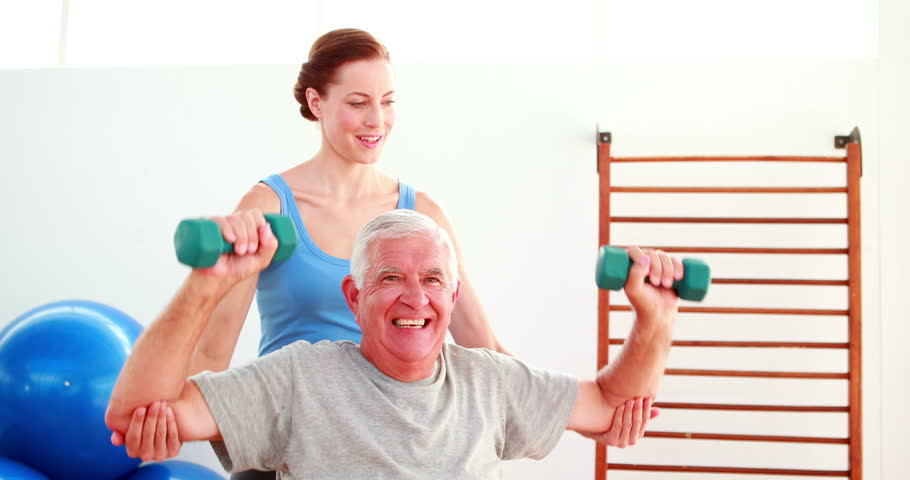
left=305, top=87, right=322, bottom=119
left=341, top=275, right=361, bottom=326
left=451, top=279, right=461, bottom=304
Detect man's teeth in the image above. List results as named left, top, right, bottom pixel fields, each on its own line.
left=393, top=318, right=426, bottom=328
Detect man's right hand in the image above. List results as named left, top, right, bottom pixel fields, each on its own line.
left=111, top=400, right=182, bottom=462
left=199, top=209, right=279, bottom=285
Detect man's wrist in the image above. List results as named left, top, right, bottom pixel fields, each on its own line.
left=631, top=312, right=675, bottom=344
left=186, top=269, right=231, bottom=297
left=184, top=271, right=234, bottom=306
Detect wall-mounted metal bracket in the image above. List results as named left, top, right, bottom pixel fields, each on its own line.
left=595, top=128, right=611, bottom=173
left=835, top=126, right=861, bottom=149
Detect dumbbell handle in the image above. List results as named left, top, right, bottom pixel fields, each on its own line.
left=208, top=238, right=243, bottom=256
left=174, top=214, right=298, bottom=268
left=595, top=246, right=711, bottom=301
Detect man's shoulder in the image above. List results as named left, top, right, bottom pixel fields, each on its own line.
left=443, top=343, right=520, bottom=377
left=444, top=343, right=498, bottom=361
left=278, top=339, right=358, bottom=353
left=256, top=339, right=359, bottom=367
left=445, top=344, right=578, bottom=384
left=445, top=343, right=521, bottom=361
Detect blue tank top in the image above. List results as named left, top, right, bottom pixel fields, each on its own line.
left=256, top=174, right=416, bottom=356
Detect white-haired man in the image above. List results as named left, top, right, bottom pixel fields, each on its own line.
left=106, top=209, right=679, bottom=478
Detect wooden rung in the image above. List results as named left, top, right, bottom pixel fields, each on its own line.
left=608, top=339, right=849, bottom=349
left=608, top=463, right=849, bottom=477
left=610, top=186, right=848, bottom=194
left=645, top=431, right=848, bottom=444
left=623, top=246, right=848, bottom=254
left=712, top=278, right=849, bottom=286
left=609, top=305, right=849, bottom=316
left=610, top=216, right=847, bottom=224
left=666, top=369, right=848, bottom=379
left=654, top=402, right=849, bottom=412
left=610, top=155, right=846, bottom=163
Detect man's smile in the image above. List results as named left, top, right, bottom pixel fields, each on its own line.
left=392, top=318, right=430, bottom=329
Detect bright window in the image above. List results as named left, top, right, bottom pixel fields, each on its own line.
left=0, top=0, right=879, bottom=68
left=64, top=0, right=319, bottom=67
left=321, top=0, right=595, bottom=61
left=0, top=0, right=64, bottom=68
left=597, top=0, right=878, bottom=59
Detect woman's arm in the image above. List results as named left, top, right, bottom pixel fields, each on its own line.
left=415, top=192, right=511, bottom=355
left=188, top=277, right=258, bottom=374
left=449, top=270, right=512, bottom=355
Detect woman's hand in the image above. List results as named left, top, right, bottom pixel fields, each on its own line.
left=577, top=397, right=659, bottom=447
left=111, top=400, right=182, bottom=461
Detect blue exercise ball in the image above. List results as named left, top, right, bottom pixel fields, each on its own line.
left=121, top=460, right=225, bottom=480
left=0, top=300, right=144, bottom=480
left=0, top=457, right=48, bottom=480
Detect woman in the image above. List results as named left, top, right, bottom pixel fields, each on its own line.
left=113, top=30, right=654, bottom=475
left=189, top=28, right=510, bottom=380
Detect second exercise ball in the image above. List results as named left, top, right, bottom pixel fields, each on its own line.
left=122, top=460, right=226, bottom=480
left=0, top=300, right=144, bottom=480
left=0, top=457, right=48, bottom=480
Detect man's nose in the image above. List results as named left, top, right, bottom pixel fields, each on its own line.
left=399, top=279, right=429, bottom=308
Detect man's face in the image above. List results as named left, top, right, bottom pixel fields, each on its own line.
left=342, top=232, right=459, bottom=378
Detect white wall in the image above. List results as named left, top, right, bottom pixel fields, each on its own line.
left=878, top=0, right=910, bottom=478
left=1, top=4, right=907, bottom=479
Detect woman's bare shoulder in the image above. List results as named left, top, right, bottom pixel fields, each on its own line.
left=235, top=182, right=282, bottom=214
left=414, top=190, right=446, bottom=221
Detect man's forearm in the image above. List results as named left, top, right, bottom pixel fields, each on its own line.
left=106, top=272, right=229, bottom=433
left=595, top=315, right=674, bottom=406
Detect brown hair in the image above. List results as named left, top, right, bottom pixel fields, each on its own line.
left=293, top=29, right=390, bottom=121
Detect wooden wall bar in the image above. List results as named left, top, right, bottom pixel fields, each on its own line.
left=595, top=129, right=863, bottom=479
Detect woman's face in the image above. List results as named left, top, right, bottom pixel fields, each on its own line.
left=312, top=58, right=396, bottom=165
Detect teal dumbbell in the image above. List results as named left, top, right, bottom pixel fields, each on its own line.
left=174, top=214, right=298, bottom=268
left=595, top=246, right=711, bottom=301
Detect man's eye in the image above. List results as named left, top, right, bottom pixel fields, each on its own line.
left=425, top=277, right=441, bottom=284
left=383, top=275, right=400, bottom=282
left=350, top=102, right=366, bottom=107
left=382, top=100, right=395, bottom=106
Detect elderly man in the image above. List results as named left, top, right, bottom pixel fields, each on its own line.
left=106, top=209, right=678, bottom=478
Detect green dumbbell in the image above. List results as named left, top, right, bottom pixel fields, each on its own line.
left=174, top=214, right=299, bottom=268
left=595, top=246, right=711, bottom=301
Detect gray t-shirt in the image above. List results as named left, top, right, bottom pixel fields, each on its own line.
left=191, top=341, right=578, bottom=479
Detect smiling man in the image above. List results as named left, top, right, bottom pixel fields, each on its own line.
left=106, top=210, right=678, bottom=479
left=341, top=214, right=461, bottom=383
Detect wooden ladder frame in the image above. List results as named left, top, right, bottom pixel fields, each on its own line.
left=594, top=128, right=863, bottom=478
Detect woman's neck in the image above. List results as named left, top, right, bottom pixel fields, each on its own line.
left=286, top=148, right=391, bottom=200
